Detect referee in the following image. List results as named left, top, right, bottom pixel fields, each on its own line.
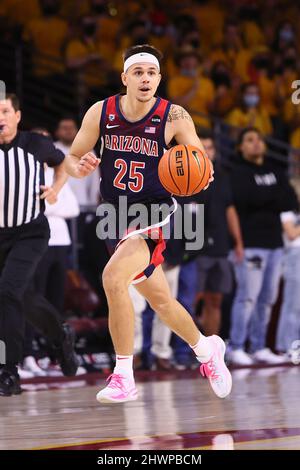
left=0, top=94, right=78, bottom=396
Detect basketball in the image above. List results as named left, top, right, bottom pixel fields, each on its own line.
left=158, top=144, right=211, bottom=196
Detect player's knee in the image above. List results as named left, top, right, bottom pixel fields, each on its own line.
left=102, top=266, right=124, bottom=294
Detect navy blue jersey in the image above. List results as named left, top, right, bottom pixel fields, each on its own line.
left=99, top=94, right=171, bottom=204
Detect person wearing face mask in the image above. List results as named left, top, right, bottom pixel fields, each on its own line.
left=167, top=48, right=214, bottom=129
left=239, top=5, right=266, bottom=50
left=2, top=0, right=40, bottom=30
left=273, top=21, right=296, bottom=54
left=23, top=0, right=68, bottom=77
left=210, top=61, right=236, bottom=118
left=250, top=50, right=287, bottom=140
left=226, top=82, right=272, bottom=136
left=210, top=20, right=253, bottom=83
left=277, top=48, right=299, bottom=134
left=251, top=51, right=281, bottom=119
left=65, top=16, right=115, bottom=93
left=90, top=0, right=120, bottom=60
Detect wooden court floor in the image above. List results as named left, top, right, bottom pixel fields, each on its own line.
left=0, top=366, right=299, bottom=450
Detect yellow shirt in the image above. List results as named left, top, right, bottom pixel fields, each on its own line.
left=0, top=0, right=10, bottom=16
left=95, top=15, right=120, bottom=60
left=5, top=0, right=40, bottom=26
left=241, top=21, right=266, bottom=49
left=234, top=49, right=253, bottom=82
left=226, top=107, right=272, bottom=136
left=258, top=75, right=278, bottom=116
left=167, top=74, right=214, bottom=128
left=283, top=99, right=300, bottom=125
left=23, top=17, right=68, bottom=76
left=210, top=47, right=253, bottom=82
left=278, top=70, right=298, bottom=99
left=213, top=86, right=236, bottom=117
left=65, top=39, right=108, bottom=87
left=291, top=128, right=300, bottom=149
left=193, top=3, right=225, bottom=51
left=59, top=0, right=89, bottom=20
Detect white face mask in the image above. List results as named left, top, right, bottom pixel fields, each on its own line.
left=181, top=69, right=197, bottom=77
left=243, top=94, right=260, bottom=108
left=279, top=29, right=294, bottom=42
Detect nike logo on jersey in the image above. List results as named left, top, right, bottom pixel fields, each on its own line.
left=106, top=124, right=120, bottom=129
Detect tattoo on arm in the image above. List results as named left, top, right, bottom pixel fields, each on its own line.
left=167, top=105, right=193, bottom=122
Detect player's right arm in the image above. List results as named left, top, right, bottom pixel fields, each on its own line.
left=65, top=101, right=103, bottom=178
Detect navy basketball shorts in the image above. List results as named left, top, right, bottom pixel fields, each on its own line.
left=98, top=197, right=177, bottom=284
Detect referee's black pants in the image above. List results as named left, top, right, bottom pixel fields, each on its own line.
left=0, top=215, right=64, bottom=365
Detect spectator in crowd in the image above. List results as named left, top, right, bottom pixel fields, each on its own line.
left=238, top=3, right=265, bottom=50
left=290, top=121, right=300, bottom=177
left=192, top=0, right=225, bottom=52
left=65, top=14, right=119, bottom=100
left=90, top=0, right=122, bottom=58
left=276, top=191, right=300, bottom=354
left=273, top=21, right=297, bottom=56
left=210, top=61, right=236, bottom=118
left=227, top=127, right=293, bottom=365
left=55, top=116, right=78, bottom=155
left=54, top=116, right=99, bottom=207
left=226, top=82, right=273, bottom=136
left=23, top=0, right=68, bottom=77
left=210, top=19, right=252, bottom=83
left=167, top=47, right=214, bottom=129
left=194, top=132, right=243, bottom=336
left=250, top=49, right=286, bottom=140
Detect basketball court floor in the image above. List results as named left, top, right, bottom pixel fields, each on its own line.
left=0, top=366, right=299, bottom=450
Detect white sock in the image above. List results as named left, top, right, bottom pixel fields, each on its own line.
left=190, top=334, right=213, bottom=363
left=114, top=355, right=134, bottom=381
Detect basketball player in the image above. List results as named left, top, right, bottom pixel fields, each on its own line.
left=65, top=45, right=232, bottom=402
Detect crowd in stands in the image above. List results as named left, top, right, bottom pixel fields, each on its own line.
left=1, top=0, right=300, bottom=147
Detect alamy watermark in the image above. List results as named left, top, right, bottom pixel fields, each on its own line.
left=291, top=80, right=300, bottom=105
left=96, top=196, right=205, bottom=251
left=0, top=340, right=6, bottom=365
left=0, top=80, right=6, bottom=101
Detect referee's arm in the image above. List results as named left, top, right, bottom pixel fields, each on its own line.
left=41, top=159, right=68, bottom=204
left=65, top=101, right=102, bottom=178
left=40, top=142, right=68, bottom=204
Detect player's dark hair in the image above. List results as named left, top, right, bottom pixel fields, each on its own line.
left=198, top=129, right=214, bottom=141
left=6, top=93, right=20, bottom=111
left=56, top=115, right=78, bottom=129
left=237, top=127, right=262, bottom=146
left=123, top=44, right=163, bottom=65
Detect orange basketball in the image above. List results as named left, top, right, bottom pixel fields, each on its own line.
left=158, top=144, right=211, bottom=196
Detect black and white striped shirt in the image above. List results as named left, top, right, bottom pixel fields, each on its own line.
left=0, top=131, right=64, bottom=229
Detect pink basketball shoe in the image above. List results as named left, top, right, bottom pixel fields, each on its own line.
left=96, top=373, right=138, bottom=403
left=200, top=335, right=232, bottom=398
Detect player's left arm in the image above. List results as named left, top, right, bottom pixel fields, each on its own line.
left=167, top=104, right=206, bottom=150
left=167, top=104, right=214, bottom=184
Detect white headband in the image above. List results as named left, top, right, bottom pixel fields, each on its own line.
left=124, top=53, right=160, bottom=73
